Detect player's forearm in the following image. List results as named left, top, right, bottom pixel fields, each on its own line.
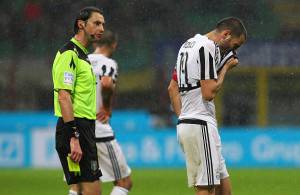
left=201, top=66, right=229, bottom=101
left=58, top=90, right=75, bottom=122
left=168, top=80, right=181, bottom=117
left=101, top=86, right=114, bottom=112
left=214, top=65, right=229, bottom=93
left=214, top=58, right=238, bottom=94
left=170, top=93, right=181, bottom=117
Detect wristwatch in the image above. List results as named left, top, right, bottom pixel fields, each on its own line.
left=65, top=120, right=79, bottom=139
left=73, top=129, right=80, bottom=139
left=72, top=127, right=80, bottom=139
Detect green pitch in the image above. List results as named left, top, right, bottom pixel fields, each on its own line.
left=0, top=168, right=299, bottom=195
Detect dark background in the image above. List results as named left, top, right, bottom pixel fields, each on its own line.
left=1, top=0, right=300, bottom=126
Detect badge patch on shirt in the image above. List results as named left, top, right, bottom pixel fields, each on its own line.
left=64, top=72, right=74, bottom=85
left=91, top=160, right=99, bottom=173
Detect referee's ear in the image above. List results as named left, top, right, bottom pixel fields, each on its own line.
left=78, top=20, right=85, bottom=30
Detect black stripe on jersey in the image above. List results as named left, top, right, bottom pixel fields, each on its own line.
left=108, top=67, right=115, bottom=77
left=179, top=52, right=184, bottom=86
left=184, top=52, right=189, bottom=85
left=59, top=41, right=89, bottom=63
left=217, top=55, right=232, bottom=73
left=102, top=65, right=107, bottom=75
left=178, top=82, right=201, bottom=92
left=199, top=47, right=205, bottom=80
left=218, top=50, right=236, bottom=73
left=59, top=41, right=74, bottom=53
left=209, top=53, right=215, bottom=79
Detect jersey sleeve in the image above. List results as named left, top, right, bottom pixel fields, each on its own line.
left=198, top=42, right=217, bottom=80
left=100, top=60, right=118, bottom=82
left=53, top=50, right=78, bottom=92
left=89, top=55, right=118, bottom=83
left=217, top=50, right=237, bottom=72
left=89, top=57, right=102, bottom=77
left=110, top=61, right=118, bottom=82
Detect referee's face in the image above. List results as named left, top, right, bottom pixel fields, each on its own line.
left=84, top=12, right=105, bottom=42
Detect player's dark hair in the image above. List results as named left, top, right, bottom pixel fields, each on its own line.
left=96, top=30, right=118, bottom=47
left=216, top=17, right=247, bottom=40
left=74, top=6, right=103, bottom=34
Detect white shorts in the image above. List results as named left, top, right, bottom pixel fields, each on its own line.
left=96, top=139, right=131, bottom=182
left=177, top=119, right=229, bottom=187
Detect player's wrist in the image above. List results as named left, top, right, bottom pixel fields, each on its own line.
left=102, top=107, right=112, bottom=117
left=65, top=120, right=80, bottom=139
left=220, top=64, right=229, bottom=72
left=106, top=109, right=112, bottom=117
left=70, top=137, right=80, bottom=143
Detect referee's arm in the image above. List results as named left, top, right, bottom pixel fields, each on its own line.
left=58, top=90, right=83, bottom=163
left=58, top=89, right=75, bottom=122
left=58, top=89, right=82, bottom=163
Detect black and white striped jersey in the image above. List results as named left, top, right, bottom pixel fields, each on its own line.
left=89, top=53, right=118, bottom=83
left=89, top=53, right=118, bottom=138
left=176, top=34, right=221, bottom=125
left=216, top=50, right=236, bottom=72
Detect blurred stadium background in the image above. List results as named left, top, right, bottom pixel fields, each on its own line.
left=1, top=0, right=300, bottom=194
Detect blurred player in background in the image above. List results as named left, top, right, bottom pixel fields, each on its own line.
left=168, top=17, right=247, bottom=195
left=52, top=6, right=104, bottom=195
left=70, top=30, right=133, bottom=195
left=91, top=30, right=133, bottom=195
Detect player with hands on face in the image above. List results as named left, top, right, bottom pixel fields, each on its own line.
left=168, top=17, right=247, bottom=195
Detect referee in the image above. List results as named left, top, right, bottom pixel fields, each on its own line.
left=52, top=7, right=104, bottom=195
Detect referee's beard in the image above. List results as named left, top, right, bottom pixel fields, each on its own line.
left=83, top=29, right=97, bottom=45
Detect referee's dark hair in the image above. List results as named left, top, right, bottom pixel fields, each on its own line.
left=216, top=17, right=247, bottom=40
left=96, top=30, right=118, bottom=47
left=74, top=6, right=103, bottom=34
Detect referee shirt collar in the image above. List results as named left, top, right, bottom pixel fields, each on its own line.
left=71, top=38, right=89, bottom=55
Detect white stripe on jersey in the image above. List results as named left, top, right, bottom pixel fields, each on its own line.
left=88, top=54, right=118, bottom=138
left=176, top=34, right=221, bottom=125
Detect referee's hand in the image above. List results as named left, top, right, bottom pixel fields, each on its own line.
left=70, top=137, right=82, bottom=163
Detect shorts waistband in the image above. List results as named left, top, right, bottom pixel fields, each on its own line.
left=59, top=117, right=95, bottom=124
left=95, top=136, right=115, bottom=142
left=177, top=119, right=207, bottom=125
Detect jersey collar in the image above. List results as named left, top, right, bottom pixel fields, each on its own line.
left=71, top=38, right=89, bottom=55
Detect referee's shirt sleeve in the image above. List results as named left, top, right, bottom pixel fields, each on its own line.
left=198, top=42, right=217, bottom=80
left=53, top=50, right=77, bottom=93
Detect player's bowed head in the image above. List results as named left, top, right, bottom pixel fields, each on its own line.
left=206, top=17, right=247, bottom=56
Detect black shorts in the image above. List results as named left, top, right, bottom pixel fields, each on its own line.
left=55, top=117, right=102, bottom=185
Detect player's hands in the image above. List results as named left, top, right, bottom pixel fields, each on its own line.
left=224, top=57, right=239, bottom=71
left=96, top=107, right=111, bottom=123
left=70, top=137, right=82, bottom=163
